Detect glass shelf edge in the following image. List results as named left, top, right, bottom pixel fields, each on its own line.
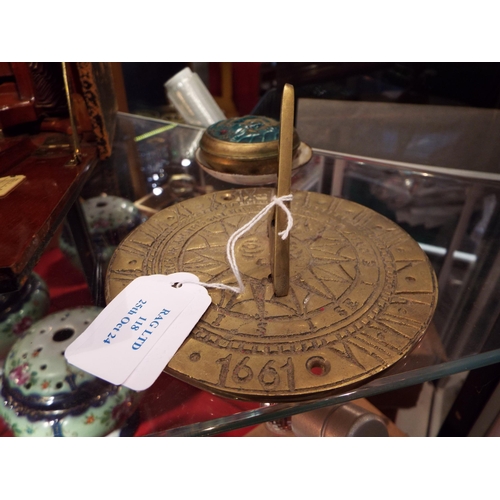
left=149, top=349, right=500, bottom=437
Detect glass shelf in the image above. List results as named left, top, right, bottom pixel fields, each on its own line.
left=69, top=111, right=500, bottom=435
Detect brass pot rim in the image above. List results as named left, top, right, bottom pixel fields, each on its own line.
left=200, top=129, right=300, bottom=160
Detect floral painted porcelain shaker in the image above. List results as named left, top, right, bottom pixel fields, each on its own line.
left=0, top=307, right=140, bottom=437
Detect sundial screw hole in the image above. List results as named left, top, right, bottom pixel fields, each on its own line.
left=172, top=282, right=183, bottom=288
left=189, top=352, right=201, bottom=362
left=405, top=276, right=416, bottom=283
left=128, top=260, right=137, bottom=265
left=306, top=356, right=331, bottom=377
left=223, top=193, right=233, bottom=201
left=96, top=201, right=108, bottom=208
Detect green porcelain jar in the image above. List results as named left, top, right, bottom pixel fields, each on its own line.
left=0, top=273, right=50, bottom=362
left=0, top=307, right=140, bottom=437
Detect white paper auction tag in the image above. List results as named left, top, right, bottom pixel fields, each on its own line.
left=65, top=272, right=211, bottom=390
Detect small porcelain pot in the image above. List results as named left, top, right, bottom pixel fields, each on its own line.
left=60, top=195, right=143, bottom=269
left=83, top=195, right=143, bottom=244
left=0, top=273, right=50, bottom=362
left=199, top=115, right=300, bottom=175
left=0, top=307, right=140, bottom=437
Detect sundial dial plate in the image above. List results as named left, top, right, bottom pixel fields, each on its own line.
left=106, top=188, right=437, bottom=401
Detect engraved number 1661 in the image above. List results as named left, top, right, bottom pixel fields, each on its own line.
left=215, top=354, right=295, bottom=391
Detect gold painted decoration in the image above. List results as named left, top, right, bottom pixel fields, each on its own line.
left=106, top=188, right=438, bottom=402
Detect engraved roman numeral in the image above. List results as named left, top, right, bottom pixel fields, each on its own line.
left=327, top=340, right=365, bottom=369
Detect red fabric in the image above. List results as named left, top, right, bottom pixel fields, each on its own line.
left=9, top=248, right=259, bottom=437
left=34, top=247, right=94, bottom=313
left=209, top=62, right=261, bottom=116
left=0, top=419, right=13, bottom=437
left=133, top=372, right=259, bottom=436
left=232, top=62, right=261, bottom=116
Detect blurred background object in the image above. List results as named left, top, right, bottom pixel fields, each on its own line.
left=164, top=67, right=226, bottom=127
left=118, top=62, right=500, bottom=125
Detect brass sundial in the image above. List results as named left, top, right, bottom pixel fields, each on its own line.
left=106, top=85, right=438, bottom=402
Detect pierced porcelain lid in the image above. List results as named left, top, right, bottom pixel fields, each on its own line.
left=2, top=307, right=111, bottom=414
left=83, top=195, right=142, bottom=237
